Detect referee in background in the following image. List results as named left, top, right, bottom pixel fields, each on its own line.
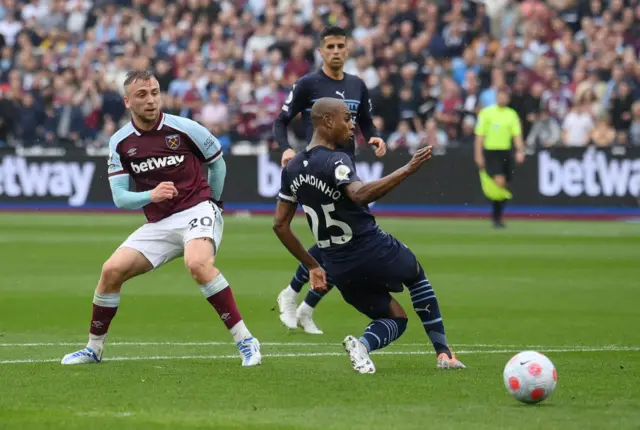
left=474, top=89, right=526, bottom=228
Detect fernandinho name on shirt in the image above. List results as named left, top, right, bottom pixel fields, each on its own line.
left=289, top=173, right=342, bottom=201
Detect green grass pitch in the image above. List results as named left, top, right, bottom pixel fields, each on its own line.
left=0, top=213, right=639, bottom=429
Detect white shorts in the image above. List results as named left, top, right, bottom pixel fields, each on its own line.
left=119, top=201, right=224, bottom=268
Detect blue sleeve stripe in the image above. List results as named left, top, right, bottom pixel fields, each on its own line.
left=204, top=148, right=222, bottom=164
left=108, top=170, right=127, bottom=178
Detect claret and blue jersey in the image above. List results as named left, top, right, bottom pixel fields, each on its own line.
left=107, top=112, right=224, bottom=223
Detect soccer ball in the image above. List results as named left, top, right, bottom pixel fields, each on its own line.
left=503, top=351, right=557, bottom=404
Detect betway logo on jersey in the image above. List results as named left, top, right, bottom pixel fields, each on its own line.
left=257, top=153, right=383, bottom=204
left=0, top=156, right=95, bottom=206
left=539, top=148, right=640, bottom=197
left=130, top=155, right=185, bottom=174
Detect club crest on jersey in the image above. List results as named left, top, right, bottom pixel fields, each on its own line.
left=165, top=134, right=181, bottom=150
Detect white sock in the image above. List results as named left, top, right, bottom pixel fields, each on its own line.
left=87, top=334, right=106, bottom=354
left=297, top=301, right=313, bottom=315
left=285, top=285, right=299, bottom=297
left=230, top=320, right=252, bottom=343
left=200, top=273, right=229, bottom=298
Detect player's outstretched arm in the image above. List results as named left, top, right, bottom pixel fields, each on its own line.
left=344, top=146, right=433, bottom=206
left=109, top=175, right=178, bottom=209
left=273, top=201, right=327, bottom=292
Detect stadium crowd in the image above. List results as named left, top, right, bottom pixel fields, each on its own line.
left=0, top=0, right=638, bottom=153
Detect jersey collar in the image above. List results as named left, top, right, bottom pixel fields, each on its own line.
left=131, top=112, right=165, bottom=135
left=319, top=68, right=346, bottom=82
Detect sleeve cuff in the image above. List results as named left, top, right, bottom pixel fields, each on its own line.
left=204, top=149, right=223, bottom=164
left=278, top=192, right=297, bottom=203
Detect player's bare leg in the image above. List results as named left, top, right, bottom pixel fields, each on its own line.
left=184, top=237, right=261, bottom=366
left=61, top=247, right=153, bottom=364
left=343, top=298, right=408, bottom=375
left=491, top=174, right=508, bottom=228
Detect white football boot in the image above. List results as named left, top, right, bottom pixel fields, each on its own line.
left=296, top=305, right=323, bottom=334
left=277, top=287, right=298, bottom=329
left=61, top=347, right=102, bottom=365
left=343, top=335, right=376, bottom=374
left=237, top=337, right=262, bottom=366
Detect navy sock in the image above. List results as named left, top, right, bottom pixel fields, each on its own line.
left=406, top=265, right=451, bottom=357
left=303, top=282, right=334, bottom=308
left=359, top=317, right=408, bottom=352
left=289, top=263, right=309, bottom=293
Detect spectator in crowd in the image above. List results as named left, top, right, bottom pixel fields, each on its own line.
left=542, top=77, right=573, bottom=122
left=510, top=76, right=540, bottom=138
left=562, top=100, right=594, bottom=147
left=459, top=70, right=482, bottom=126
left=435, top=76, right=463, bottom=139
left=580, top=89, right=603, bottom=119
left=91, top=115, right=116, bottom=149
left=458, top=115, right=476, bottom=149
left=527, top=108, right=562, bottom=148
left=199, top=90, right=229, bottom=129
left=610, top=80, right=634, bottom=131
left=210, top=122, right=232, bottom=155
left=371, top=80, right=400, bottom=137
left=630, top=102, right=640, bottom=146
left=16, top=91, right=44, bottom=146
left=588, top=114, right=618, bottom=147
left=420, top=117, right=449, bottom=149
left=387, top=120, right=422, bottom=154
left=479, top=68, right=504, bottom=108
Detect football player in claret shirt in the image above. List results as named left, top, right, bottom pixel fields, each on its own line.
left=273, top=98, right=465, bottom=374
left=273, top=25, right=386, bottom=334
left=61, top=70, right=261, bottom=367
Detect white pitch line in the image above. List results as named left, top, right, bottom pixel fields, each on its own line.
left=0, top=341, right=626, bottom=348
left=0, top=341, right=493, bottom=347
left=1, top=346, right=639, bottom=365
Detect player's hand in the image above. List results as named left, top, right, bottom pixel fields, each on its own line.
left=281, top=148, right=296, bottom=167
left=475, top=153, right=485, bottom=169
left=150, top=181, right=178, bottom=203
left=406, top=145, right=432, bottom=174
left=369, top=137, right=386, bottom=157
left=308, top=266, right=328, bottom=293
left=515, top=151, right=526, bottom=165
